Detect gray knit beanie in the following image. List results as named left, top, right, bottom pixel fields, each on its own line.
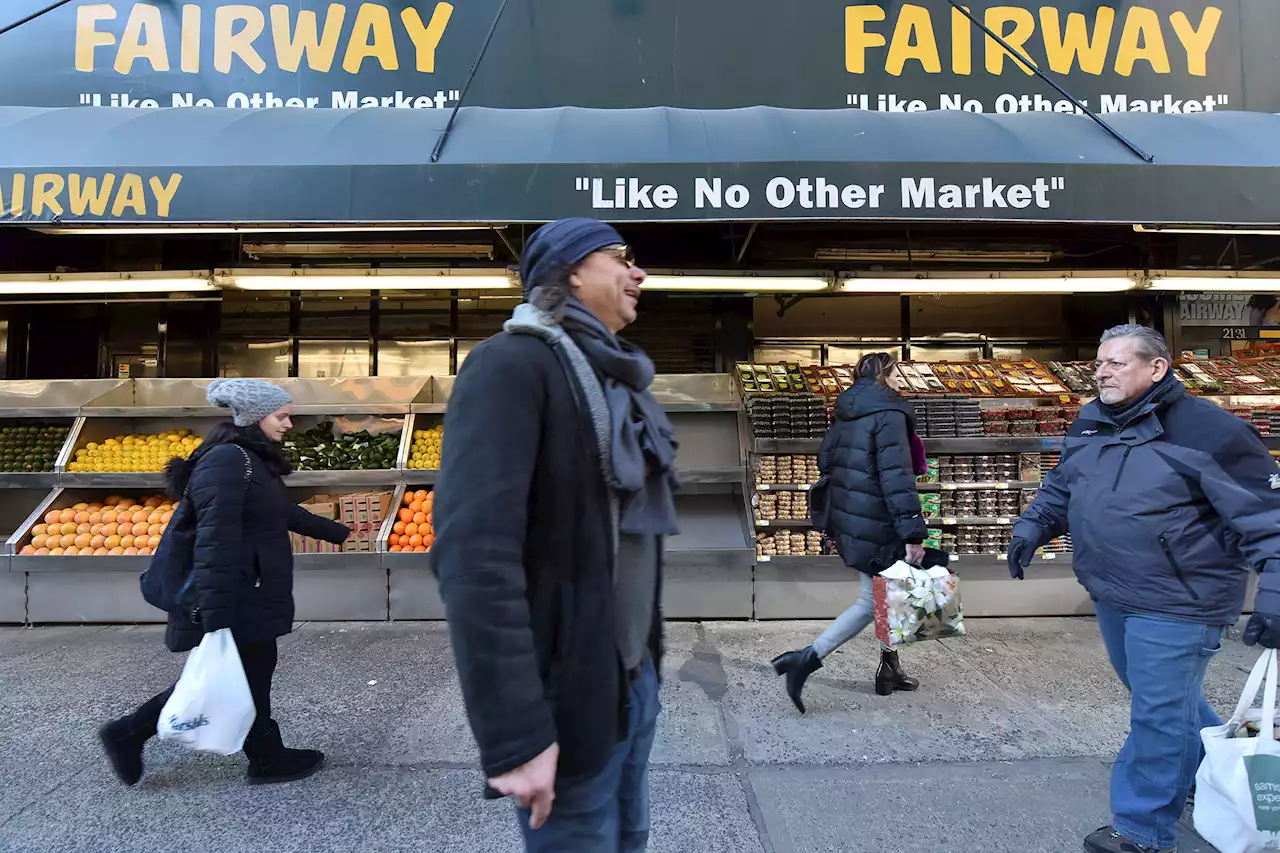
left=207, top=379, right=293, bottom=427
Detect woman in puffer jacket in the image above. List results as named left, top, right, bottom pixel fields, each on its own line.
left=98, top=379, right=350, bottom=786
left=771, top=353, right=931, bottom=713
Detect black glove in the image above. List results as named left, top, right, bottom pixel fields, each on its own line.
left=1244, top=612, right=1280, bottom=648
left=1006, top=537, right=1035, bottom=580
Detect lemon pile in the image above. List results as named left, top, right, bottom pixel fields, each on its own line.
left=407, top=425, right=443, bottom=470
left=67, top=430, right=202, bottom=472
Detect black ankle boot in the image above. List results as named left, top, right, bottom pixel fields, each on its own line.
left=876, top=648, right=920, bottom=696
left=243, top=720, right=324, bottom=785
left=771, top=646, right=823, bottom=714
left=98, top=716, right=150, bottom=786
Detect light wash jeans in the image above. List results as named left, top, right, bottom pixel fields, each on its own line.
left=812, top=577, right=889, bottom=659
left=1094, top=601, right=1225, bottom=851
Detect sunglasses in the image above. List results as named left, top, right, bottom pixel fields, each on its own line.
left=599, top=244, right=637, bottom=268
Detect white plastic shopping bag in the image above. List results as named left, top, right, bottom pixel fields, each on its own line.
left=157, top=628, right=256, bottom=755
left=1195, top=648, right=1280, bottom=852
left=873, top=561, right=965, bottom=647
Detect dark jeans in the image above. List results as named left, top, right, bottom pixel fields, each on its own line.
left=1094, top=602, right=1225, bottom=851
left=519, top=659, right=661, bottom=853
left=127, top=638, right=278, bottom=742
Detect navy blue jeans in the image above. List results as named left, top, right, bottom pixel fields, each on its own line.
left=1095, top=601, right=1226, bottom=850
left=519, top=660, right=661, bottom=853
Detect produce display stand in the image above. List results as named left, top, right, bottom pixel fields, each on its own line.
left=270, top=378, right=426, bottom=621
left=388, top=374, right=756, bottom=620
left=0, top=380, right=130, bottom=623
left=22, top=380, right=231, bottom=623
left=652, top=375, right=753, bottom=618
left=2, top=378, right=433, bottom=625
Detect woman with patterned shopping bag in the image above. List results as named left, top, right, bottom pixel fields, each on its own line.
left=770, top=352, right=933, bottom=713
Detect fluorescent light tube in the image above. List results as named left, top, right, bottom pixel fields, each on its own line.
left=1146, top=276, right=1280, bottom=292
left=221, top=269, right=516, bottom=291
left=840, top=276, right=1136, bottom=294
left=0, top=271, right=215, bottom=294
left=642, top=276, right=830, bottom=293
left=1133, top=225, right=1280, bottom=236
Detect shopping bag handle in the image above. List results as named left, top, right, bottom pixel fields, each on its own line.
left=1228, top=649, right=1279, bottom=740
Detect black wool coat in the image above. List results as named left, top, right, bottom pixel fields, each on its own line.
left=162, top=434, right=351, bottom=653
left=432, top=331, right=664, bottom=784
left=820, top=379, right=928, bottom=577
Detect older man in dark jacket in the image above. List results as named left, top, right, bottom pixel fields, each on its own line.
left=1008, top=324, right=1280, bottom=853
left=433, top=219, right=679, bottom=853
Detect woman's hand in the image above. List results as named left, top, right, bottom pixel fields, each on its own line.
left=904, top=543, right=926, bottom=566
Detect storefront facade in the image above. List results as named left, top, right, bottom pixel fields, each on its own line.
left=0, top=0, right=1277, bottom=624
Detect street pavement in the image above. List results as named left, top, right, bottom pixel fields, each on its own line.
left=0, top=617, right=1258, bottom=853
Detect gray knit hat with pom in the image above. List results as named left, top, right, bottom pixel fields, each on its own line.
left=207, top=379, right=293, bottom=427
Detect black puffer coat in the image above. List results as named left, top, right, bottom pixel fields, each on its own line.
left=820, top=379, right=928, bottom=577
left=161, top=428, right=350, bottom=653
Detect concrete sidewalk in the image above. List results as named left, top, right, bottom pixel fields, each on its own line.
left=0, top=617, right=1256, bottom=853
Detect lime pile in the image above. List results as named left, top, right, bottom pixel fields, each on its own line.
left=0, top=423, right=70, bottom=472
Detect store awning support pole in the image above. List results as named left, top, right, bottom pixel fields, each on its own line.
left=0, top=0, right=76, bottom=37
left=492, top=226, right=520, bottom=261
left=735, top=223, right=759, bottom=266
left=430, top=0, right=511, bottom=163
left=945, top=0, right=1153, bottom=164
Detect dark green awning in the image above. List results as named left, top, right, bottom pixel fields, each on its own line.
left=1, top=105, right=1279, bottom=226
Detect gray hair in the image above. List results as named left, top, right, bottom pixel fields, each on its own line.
left=527, top=262, right=573, bottom=320
left=1100, top=324, right=1173, bottom=364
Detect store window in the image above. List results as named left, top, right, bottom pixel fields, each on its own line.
left=625, top=295, right=718, bottom=373
left=755, top=345, right=821, bottom=365
left=754, top=295, right=899, bottom=338
left=379, top=296, right=452, bottom=338
left=378, top=340, right=451, bottom=376
left=219, top=341, right=290, bottom=378
left=909, top=295, right=1065, bottom=338
left=297, top=341, right=370, bottom=378
left=221, top=293, right=289, bottom=337
left=991, top=344, right=1074, bottom=362
left=907, top=343, right=985, bottom=362
left=298, top=295, right=371, bottom=337
left=828, top=343, right=903, bottom=365
left=458, top=296, right=521, bottom=338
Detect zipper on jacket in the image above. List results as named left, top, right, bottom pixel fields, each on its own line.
left=1110, top=446, right=1133, bottom=491
left=1158, top=534, right=1200, bottom=601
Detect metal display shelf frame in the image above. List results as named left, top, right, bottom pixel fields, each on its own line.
left=0, top=380, right=127, bottom=491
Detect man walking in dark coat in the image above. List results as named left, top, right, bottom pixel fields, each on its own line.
left=1007, top=324, right=1280, bottom=853
left=432, top=218, right=679, bottom=853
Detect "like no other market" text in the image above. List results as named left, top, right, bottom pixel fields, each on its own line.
left=579, top=176, right=1066, bottom=211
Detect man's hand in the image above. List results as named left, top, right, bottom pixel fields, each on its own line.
left=488, top=743, right=559, bottom=830
left=1006, top=537, right=1035, bottom=580
left=904, top=543, right=926, bottom=566
left=1244, top=613, right=1280, bottom=649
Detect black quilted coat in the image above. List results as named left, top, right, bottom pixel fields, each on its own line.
left=819, top=379, right=928, bottom=577
left=161, top=428, right=350, bottom=653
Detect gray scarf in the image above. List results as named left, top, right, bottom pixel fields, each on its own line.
left=504, top=302, right=681, bottom=536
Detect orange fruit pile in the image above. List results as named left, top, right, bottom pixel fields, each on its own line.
left=21, top=494, right=175, bottom=556
left=388, top=489, right=434, bottom=553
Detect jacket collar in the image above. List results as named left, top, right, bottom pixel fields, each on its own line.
left=835, top=379, right=914, bottom=422
left=1079, top=377, right=1185, bottom=444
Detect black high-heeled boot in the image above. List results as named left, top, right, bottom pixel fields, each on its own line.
left=771, top=646, right=823, bottom=714
left=875, top=648, right=920, bottom=696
